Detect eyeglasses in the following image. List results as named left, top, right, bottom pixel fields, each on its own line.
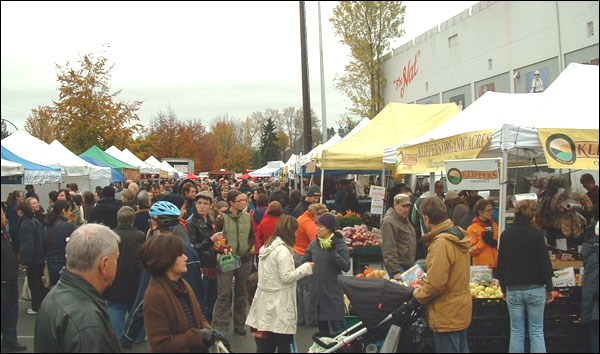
left=234, top=199, right=247, bottom=203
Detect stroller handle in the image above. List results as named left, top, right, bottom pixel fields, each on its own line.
left=311, top=332, right=338, bottom=350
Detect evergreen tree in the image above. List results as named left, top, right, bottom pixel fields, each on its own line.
left=260, top=118, right=281, bottom=164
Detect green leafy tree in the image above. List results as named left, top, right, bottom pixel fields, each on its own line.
left=337, top=116, right=361, bottom=137
left=260, top=118, right=280, bottom=164
left=26, top=53, right=143, bottom=154
left=331, top=1, right=405, bottom=119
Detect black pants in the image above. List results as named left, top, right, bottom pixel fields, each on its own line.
left=27, top=264, right=47, bottom=311
left=257, top=332, right=293, bottom=353
left=1, top=282, right=19, bottom=346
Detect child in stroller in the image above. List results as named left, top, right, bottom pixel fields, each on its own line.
left=310, top=276, right=432, bottom=353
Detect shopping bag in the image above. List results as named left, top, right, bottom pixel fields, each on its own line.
left=217, top=253, right=241, bottom=273
left=43, top=261, right=51, bottom=288
left=21, top=277, right=31, bottom=301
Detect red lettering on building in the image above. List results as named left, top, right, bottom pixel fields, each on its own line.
left=394, top=50, right=421, bottom=98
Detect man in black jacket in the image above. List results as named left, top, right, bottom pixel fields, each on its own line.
left=34, top=224, right=122, bottom=352
left=88, top=186, right=122, bottom=229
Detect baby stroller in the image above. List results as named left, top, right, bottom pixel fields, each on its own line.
left=310, top=276, right=431, bottom=353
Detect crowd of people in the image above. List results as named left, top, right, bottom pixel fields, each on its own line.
left=0, top=173, right=598, bottom=353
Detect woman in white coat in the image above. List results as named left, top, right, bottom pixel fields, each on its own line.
left=246, top=214, right=314, bottom=353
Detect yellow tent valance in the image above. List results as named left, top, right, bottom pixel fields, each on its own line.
left=396, top=129, right=495, bottom=174
left=538, top=128, right=599, bottom=170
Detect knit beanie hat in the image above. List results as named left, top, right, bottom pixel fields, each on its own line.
left=317, top=213, right=337, bottom=232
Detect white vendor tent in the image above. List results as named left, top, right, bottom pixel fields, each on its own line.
left=121, top=148, right=161, bottom=175
left=2, top=131, right=87, bottom=176
left=249, top=161, right=285, bottom=178
left=49, top=140, right=112, bottom=191
left=1, top=158, right=23, bottom=177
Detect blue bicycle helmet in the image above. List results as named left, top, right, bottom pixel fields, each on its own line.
left=149, top=201, right=181, bottom=218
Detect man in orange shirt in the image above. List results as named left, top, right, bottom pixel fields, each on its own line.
left=293, top=203, right=328, bottom=327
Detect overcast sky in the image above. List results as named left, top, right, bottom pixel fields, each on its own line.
left=1, top=1, right=477, bottom=133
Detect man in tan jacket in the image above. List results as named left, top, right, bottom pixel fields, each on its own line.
left=412, top=197, right=472, bottom=353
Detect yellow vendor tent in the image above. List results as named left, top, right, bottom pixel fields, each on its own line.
left=320, top=102, right=461, bottom=170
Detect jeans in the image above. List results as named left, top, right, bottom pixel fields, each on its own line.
left=506, top=286, right=546, bottom=353
left=121, top=269, right=150, bottom=345
left=293, top=252, right=314, bottom=325
left=1, top=282, right=19, bottom=346
left=258, top=332, right=293, bottom=353
left=201, top=275, right=218, bottom=324
left=108, top=300, right=133, bottom=341
left=26, top=264, right=47, bottom=311
left=432, top=329, right=469, bottom=353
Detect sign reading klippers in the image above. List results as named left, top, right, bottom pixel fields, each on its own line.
left=444, top=158, right=501, bottom=191
left=538, top=128, right=599, bottom=170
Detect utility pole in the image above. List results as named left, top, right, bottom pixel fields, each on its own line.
left=299, top=1, right=312, bottom=153
left=318, top=1, right=327, bottom=142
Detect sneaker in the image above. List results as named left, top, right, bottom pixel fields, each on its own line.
left=1, top=343, right=27, bottom=352
left=26, top=308, right=38, bottom=315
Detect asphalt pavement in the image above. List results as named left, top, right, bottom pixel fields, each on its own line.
left=12, top=270, right=318, bottom=353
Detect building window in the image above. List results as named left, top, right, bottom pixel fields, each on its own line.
left=488, top=58, right=493, bottom=70
left=448, top=34, right=458, bottom=47
left=587, top=21, right=594, bottom=38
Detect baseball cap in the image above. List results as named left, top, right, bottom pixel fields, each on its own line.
left=394, top=193, right=412, bottom=205
left=445, top=190, right=459, bottom=201
left=307, top=185, right=322, bottom=197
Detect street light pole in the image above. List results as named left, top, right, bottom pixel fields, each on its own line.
left=1, top=118, right=19, bottom=131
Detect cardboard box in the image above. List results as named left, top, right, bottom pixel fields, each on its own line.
left=552, top=260, right=583, bottom=270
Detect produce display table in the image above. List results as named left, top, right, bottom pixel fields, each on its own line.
left=467, top=286, right=586, bottom=353
left=350, top=246, right=383, bottom=275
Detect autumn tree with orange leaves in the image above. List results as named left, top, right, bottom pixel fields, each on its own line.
left=25, top=53, right=142, bottom=154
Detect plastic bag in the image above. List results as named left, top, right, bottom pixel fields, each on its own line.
left=217, top=253, right=241, bottom=273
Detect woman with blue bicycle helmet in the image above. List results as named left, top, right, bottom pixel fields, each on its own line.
left=149, top=201, right=181, bottom=225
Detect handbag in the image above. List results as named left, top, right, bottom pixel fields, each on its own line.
left=42, top=261, right=51, bottom=288
left=21, top=277, right=31, bottom=301
left=217, top=253, right=242, bottom=273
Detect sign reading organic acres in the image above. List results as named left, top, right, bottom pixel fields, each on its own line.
left=396, top=129, right=494, bottom=174
left=538, top=128, right=599, bottom=170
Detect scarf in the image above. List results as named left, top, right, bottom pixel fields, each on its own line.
left=318, top=233, right=334, bottom=250
left=163, top=276, right=188, bottom=297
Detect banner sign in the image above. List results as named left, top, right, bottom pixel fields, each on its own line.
left=444, top=158, right=500, bottom=190
left=396, top=129, right=494, bottom=174
left=538, top=128, right=599, bottom=170
left=122, top=168, right=141, bottom=181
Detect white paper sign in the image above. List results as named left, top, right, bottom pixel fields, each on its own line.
left=555, top=238, right=568, bottom=251
left=370, top=199, right=384, bottom=215
left=369, top=185, right=386, bottom=200
left=470, top=265, right=492, bottom=284
left=552, top=266, right=576, bottom=287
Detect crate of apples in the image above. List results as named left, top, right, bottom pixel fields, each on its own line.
left=341, top=225, right=382, bottom=250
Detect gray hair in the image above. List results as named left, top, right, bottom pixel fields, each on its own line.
left=117, top=206, right=136, bottom=226
left=137, top=190, right=151, bottom=207
left=66, top=224, right=120, bottom=272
